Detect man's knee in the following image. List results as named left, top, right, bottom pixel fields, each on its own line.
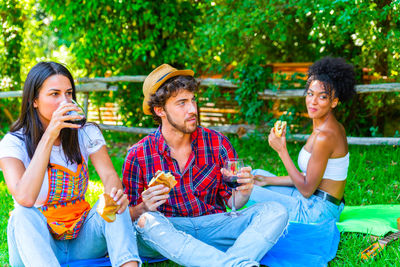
left=135, top=211, right=185, bottom=249
left=137, top=214, right=147, bottom=228
left=268, top=202, right=288, bottom=221
left=269, top=202, right=288, bottom=215
left=135, top=211, right=171, bottom=232
left=254, top=202, right=289, bottom=223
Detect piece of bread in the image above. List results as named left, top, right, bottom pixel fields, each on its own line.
left=274, top=120, right=287, bottom=137
left=148, top=170, right=177, bottom=194
left=96, top=193, right=120, bottom=223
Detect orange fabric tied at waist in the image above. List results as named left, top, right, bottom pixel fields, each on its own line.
left=40, top=199, right=91, bottom=240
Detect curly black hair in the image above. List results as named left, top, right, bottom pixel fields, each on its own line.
left=305, top=56, right=356, bottom=103
left=148, top=75, right=199, bottom=124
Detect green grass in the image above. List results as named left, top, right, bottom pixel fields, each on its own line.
left=0, top=131, right=399, bottom=266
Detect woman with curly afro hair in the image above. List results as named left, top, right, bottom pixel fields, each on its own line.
left=250, top=56, right=356, bottom=223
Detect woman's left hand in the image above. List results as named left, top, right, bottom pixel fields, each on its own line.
left=110, top=187, right=129, bottom=214
left=268, top=127, right=287, bottom=154
left=236, top=166, right=254, bottom=197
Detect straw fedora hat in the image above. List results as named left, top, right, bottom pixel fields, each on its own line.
left=142, top=64, right=194, bottom=115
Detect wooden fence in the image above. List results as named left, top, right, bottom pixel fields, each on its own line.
left=1, top=76, right=399, bottom=146
left=99, top=123, right=400, bottom=146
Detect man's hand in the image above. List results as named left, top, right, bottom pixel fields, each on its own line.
left=236, top=166, right=254, bottom=197
left=141, top=185, right=170, bottom=212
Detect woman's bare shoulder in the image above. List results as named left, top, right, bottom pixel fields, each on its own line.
left=316, top=122, right=348, bottom=156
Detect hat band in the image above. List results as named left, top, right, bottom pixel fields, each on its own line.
left=156, top=71, right=172, bottom=83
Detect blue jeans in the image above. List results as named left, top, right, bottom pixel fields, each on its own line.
left=135, top=202, right=288, bottom=267
left=8, top=202, right=141, bottom=267
left=250, top=169, right=344, bottom=224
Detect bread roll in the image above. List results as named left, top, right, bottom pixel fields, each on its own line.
left=148, top=170, right=177, bottom=194
left=96, top=193, right=120, bottom=223
left=274, top=120, right=287, bottom=137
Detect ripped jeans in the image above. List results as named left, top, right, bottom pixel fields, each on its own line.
left=135, top=202, right=288, bottom=267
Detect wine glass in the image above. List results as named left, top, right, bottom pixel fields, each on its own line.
left=65, top=99, right=102, bottom=149
left=222, top=159, right=244, bottom=217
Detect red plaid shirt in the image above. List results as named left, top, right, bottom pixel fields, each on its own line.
left=122, top=126, right=236, bottom=217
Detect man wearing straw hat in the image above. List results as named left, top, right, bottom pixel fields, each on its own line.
left=122, top=64, right=288, bottom=266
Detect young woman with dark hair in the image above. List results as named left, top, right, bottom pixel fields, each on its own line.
left=250, top=57, right=356, bottom=223
left=0, top=62, right=140, bottom=266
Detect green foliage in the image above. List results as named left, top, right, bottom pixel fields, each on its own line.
left=41, top=0, right=201, bottom=73
left=192, top=0, right=315, bottom=72
left=40, top=0, right=202, bottom=127
left=334, top=92, right=400, bottom=137
left=0, top=0, right=80, bottom=128
left=191, top=0, right=400, bottom=136
left=1, top=0, right=400, bottom=135
left=0, top=0, right=25, bottom=89
left=0, top=181, right=12, bottom=266
left=0, top=0, right=27, bottom=127
left=232, top=62, right=273, bottom=125
left=303, top=0, right=400, bottom=77
left=194, top=0, right=400, bottom=76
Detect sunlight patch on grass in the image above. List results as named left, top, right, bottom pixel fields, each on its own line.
left=86, top=180, right=104, bottom=206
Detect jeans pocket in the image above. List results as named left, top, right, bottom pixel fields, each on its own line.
left=310, top=198, right=340, bottom=223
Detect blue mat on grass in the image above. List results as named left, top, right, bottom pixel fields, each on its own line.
left=261, top=219, right=340, bottom=267
left=63, top=219, right=339, bottom=267
left=61, top=256, right=167, bottom=266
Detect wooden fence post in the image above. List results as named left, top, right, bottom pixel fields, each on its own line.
left=83, top=92, right=89, bottom=117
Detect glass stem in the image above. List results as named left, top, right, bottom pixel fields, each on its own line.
left=231, top=189, right=236, bottom=213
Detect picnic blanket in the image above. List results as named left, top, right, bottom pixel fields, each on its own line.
left=260, top=219, right=340, bottom=267
left=61, top=256, right=167, bottom=266
left=337, top=204, right=400, bottom=236
left=63, top=220, right=340, bottom=267
left=64, top=204, right=400, bottom=266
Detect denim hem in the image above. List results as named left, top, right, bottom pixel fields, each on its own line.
left=115, top=255, right=142, bottom=267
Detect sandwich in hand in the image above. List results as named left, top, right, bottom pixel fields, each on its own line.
left=96, top=193, right=120, bottom=223
left=274, top=120, right=287, bottom=137
left=148, top=170, right=177, bottom=194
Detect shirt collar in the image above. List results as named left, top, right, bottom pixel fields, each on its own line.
left=155, top=126, right=169, bottom=155
left=155, top=125, right=201, bottom=155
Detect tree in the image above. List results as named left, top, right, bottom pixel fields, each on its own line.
left=190, top=0, right=400, bottom=135
left=0, top=0, right=27, bottom=126
left=40, top=0, right=202, bottom=126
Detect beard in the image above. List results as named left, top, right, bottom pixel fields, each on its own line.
left=165, top=110, right=198, bottom=134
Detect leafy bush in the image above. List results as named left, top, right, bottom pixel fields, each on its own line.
left=0, top=0, right=27, bottom=126
left=1, top=0, right=400, bottom=136
left=40, top=0, right=202, bottom=127
left=191, top=0, right=400, bottom=136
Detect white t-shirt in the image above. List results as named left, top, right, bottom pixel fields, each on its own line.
left=0, top=124, right=106, bottom=207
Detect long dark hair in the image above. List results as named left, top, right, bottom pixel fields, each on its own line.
left=11, top=62, right=82, bottom=165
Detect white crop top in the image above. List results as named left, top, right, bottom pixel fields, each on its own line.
left=298, top=147, right=349, bottom=181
